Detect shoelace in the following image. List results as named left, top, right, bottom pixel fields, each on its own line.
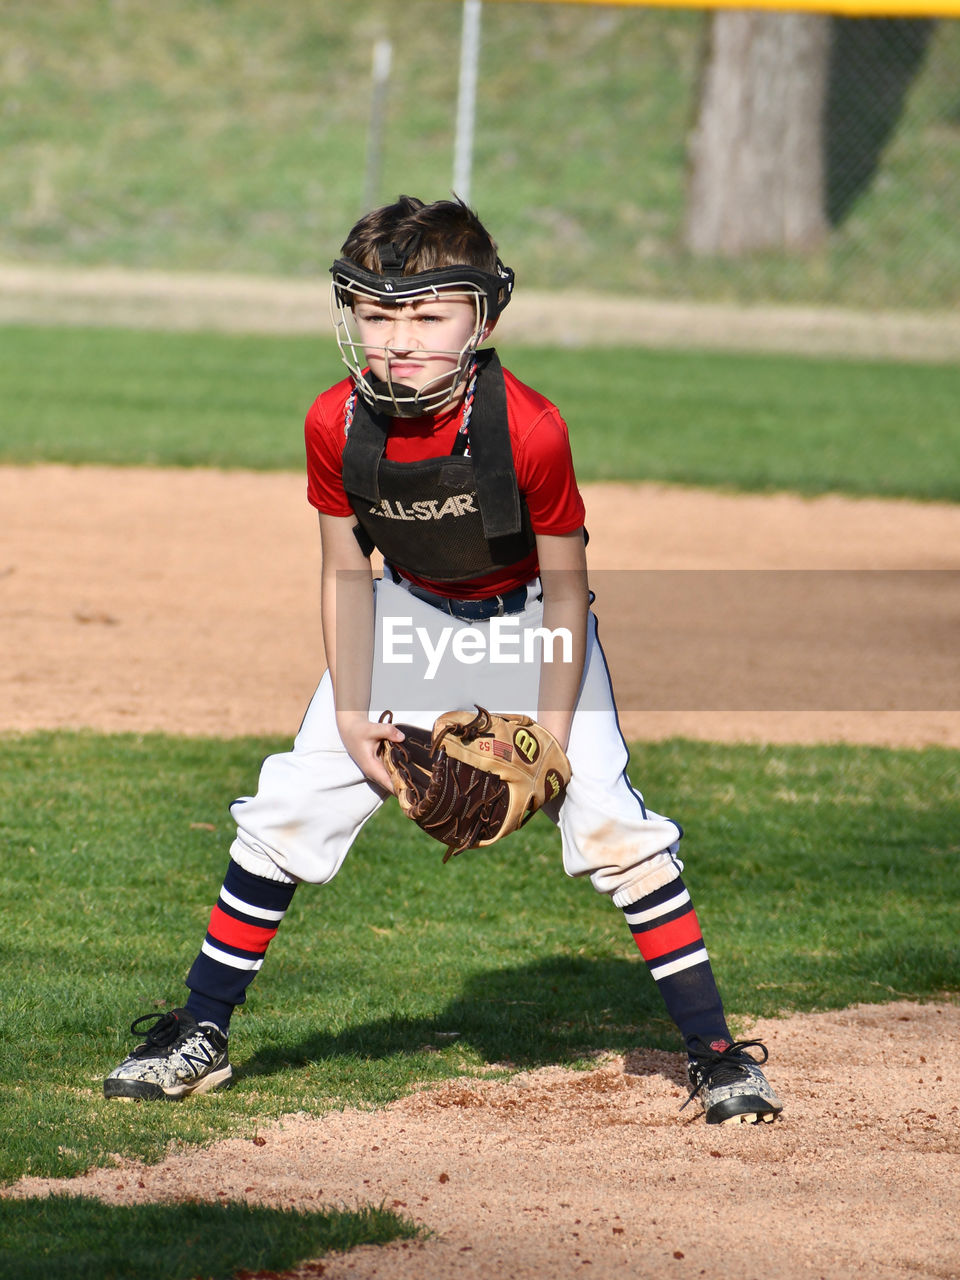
left=680, top=1037, right=770, bottom=1110
left=129, top=1010, right=184, bottom=1052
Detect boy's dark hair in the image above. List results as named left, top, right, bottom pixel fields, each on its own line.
left=341, top=195, right=500, bottom=275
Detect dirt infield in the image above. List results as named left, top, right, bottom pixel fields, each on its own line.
left=2, top=462, right=959, bottom=1277
left=7, top=1004, right=960, bottom=1280
left=3, top=464, right=959, bottom=747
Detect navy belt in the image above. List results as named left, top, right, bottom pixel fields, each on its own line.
left=405, top=583, right=530, bottom=620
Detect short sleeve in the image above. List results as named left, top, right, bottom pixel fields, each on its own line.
left=500, top=370, right=586, bottom=535
left=305, top=380, right=355, bottom=516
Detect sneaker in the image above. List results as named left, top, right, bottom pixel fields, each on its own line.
left=683, top=1037, right=783, bottom=1125
left=103, top=1008, right=232, bottom=1100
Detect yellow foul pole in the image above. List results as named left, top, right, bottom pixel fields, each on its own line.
left=499, top=0, right=959, bottom=18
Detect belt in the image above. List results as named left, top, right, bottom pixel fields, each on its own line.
left=403, top=582, right=530, bottom=620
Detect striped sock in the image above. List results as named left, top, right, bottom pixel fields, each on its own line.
left=622, top=877, right=731, bottom=1053
left=185, top=860, right=296, bottom=1031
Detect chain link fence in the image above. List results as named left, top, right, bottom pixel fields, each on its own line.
left=368, top=2, right=960, bottom=310
left=1, top=1, right=957, bottom=311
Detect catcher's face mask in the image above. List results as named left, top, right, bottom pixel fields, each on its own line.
left=330, top=248, right=514, bottom=417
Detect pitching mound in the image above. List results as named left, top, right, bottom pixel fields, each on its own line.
left=6, top=1002, right=959, bottom=1279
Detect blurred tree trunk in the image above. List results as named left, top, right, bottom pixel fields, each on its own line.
left=685, top=10, right=831, bottom=257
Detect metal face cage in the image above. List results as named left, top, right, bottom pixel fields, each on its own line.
left=329, top=257, right=514, bottom=417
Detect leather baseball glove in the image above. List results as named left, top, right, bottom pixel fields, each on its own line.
left=378, top=705, right=571, bottom=862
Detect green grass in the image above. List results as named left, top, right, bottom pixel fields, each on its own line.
left=0, top=1197, right=423, bottom=1280
left=511, top=345, right=960, bottom=500
left=3, top=324, right=959, bottom=499
left=0, top=325, right=333, bottom=470
left=0, top=1, right=958, bottom=307
left=1, top=730, right=957, bottom=1187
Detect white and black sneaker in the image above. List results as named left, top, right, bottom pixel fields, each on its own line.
left=684, top=1037, right=783, bottom=1125
left=104, top=1008, right=232, bottom=1100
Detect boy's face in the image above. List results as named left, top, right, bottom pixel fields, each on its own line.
left=351, top=291, right=486, bottom=405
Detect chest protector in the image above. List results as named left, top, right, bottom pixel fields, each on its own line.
left=341, top=350, right=535, bottom=583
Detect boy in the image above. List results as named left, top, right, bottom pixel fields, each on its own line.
left=105, top=196, right=782, bottom=1125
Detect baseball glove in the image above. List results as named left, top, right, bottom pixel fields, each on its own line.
left=378, top=705, right=571, bottom=862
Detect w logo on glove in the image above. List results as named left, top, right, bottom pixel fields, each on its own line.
left=512, top=726, right=541, bottom=764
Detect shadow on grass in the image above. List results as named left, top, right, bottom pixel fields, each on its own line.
left=242, top=954, right=679, bottom=1083
left=0, top=1195, right=421, bottom=1280
left=239, top=944, right=958, bottom=1089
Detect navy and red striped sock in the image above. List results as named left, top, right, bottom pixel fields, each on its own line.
left=185, top=860, right=296, bottom=1032
left=621, top=877, right=731, bottom=1053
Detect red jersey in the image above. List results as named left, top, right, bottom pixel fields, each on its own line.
left=305, top=364, right=585, bottom=597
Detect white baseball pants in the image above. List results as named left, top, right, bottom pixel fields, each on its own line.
left=229, top=577, right=683, bottom=905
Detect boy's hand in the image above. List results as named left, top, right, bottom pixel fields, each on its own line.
left=337, top=712, right=405, bottom=792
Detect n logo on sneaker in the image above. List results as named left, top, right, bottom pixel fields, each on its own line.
left=181, top=1044, right=215, bottom=1076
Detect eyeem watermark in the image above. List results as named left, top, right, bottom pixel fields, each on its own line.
left=382, top=616, right=573, bottom=680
